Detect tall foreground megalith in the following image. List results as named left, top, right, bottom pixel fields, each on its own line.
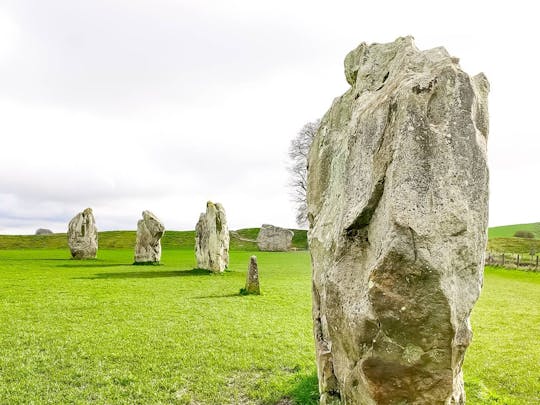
left=195, top=201, right=229, bottom=272
left=307, top=37, right=489, bottom=404
left=68, top=208, right=98, bottom=259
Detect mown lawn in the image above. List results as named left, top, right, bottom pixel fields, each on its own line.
left=0, top=249, right=538, bottom=404
left=464, top=267, right=540, bottom=404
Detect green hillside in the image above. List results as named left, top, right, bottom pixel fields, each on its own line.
left=487, top=222, right=540, bottom=254
left=5, top=222, right=540, bottom=254
left=0, top=228, right=308, bottom=251
left=488, top=222, right=540, bottom=239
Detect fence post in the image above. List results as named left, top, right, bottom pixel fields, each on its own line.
left=536, top=255, right=538, bottom=270
left=516, top=254, right=520, bottom=267
left=502, top=253, right=505, bottom=266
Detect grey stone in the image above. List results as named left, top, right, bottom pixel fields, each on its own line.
left=256, top=224, right=294, bottom=251
left=244, top=255, right=260, bottom=295
left=134, top=210, right=165, bottom=264
left=195, top=201, right=229, bottom=272
left=307, top=37, right=489, bottom=404
left=35, top=228, right=53, bottom=235
left=67, top=208, right=98, bottom=259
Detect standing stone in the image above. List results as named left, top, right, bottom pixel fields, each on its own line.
left=244, top=255, right=260, bottom=295
left=195, top=201, right=229, bottom=272
left=134, top=210, right=165, bottom=264
left=35, top=228, right=53, bottom=235
left=67, top=208, right=98, bottom=259
left=307, top=37, right=489, bottom=404
left=256, top=224, right=294, bottom=251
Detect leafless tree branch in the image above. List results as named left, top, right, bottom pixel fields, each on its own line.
left=287, top=119, right=320, bottom=227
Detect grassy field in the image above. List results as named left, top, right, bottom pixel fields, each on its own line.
left=0, top=247, right=538, bottom=404
left=487, top=237, right=540, bottom=255
left=486, top=222, right=540, bottom=254
left=488, top=222, right=540, bottom=239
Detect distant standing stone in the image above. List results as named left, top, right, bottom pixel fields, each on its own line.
left=195, top=201, right=229, bottom=272
left=67, top=208, right=98, bottom=259
left=35, top=228, right=53, bottom=235
left=244, top=255, right=260, bottom=295
left=256, top=224, right=294, bottom=251
left=134, top=210, right=165, bottom=264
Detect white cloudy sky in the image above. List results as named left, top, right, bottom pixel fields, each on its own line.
left=0, top=0, right=538, bottom=234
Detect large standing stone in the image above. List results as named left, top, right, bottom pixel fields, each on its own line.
left=307, top=37, right=489, bottom=404
left=243, top=255, right=260, bottom=295
left=256, top=224, right=294, bottom=251
left=134, top=210, right=165, bottom=264
left=67, top=208, right=98, bottom=259
left=35, top=228, right=53, bottom=235
left=195, top=201, right=229, bottom=272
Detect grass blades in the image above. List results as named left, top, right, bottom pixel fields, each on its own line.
left=0, top=249, right=538, bottom=403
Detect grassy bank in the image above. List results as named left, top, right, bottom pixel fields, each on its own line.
left=0, top=249, right=538, bottom=404
left=0, top=228, right=309, bottom=251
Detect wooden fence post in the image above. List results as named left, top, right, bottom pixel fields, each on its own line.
left=516, top=254, right=520, bottom=267
left=502, top=253, right=505, bottom=266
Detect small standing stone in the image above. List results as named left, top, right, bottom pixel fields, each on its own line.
left=67, top=208, right=98, bottom=259
left=134, top=210, right=165, bottom=264
left=244, top=255, right=260, bottom=295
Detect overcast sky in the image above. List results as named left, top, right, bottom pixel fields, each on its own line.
left=0, top=0, right=538, bottom=234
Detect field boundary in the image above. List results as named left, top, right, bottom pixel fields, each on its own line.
left=485, top=251, right=540, bottom=271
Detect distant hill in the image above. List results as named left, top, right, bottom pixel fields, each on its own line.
left=488, top=222, right=540, bottom=239
left=487, top=222, right=540, bottom=254
left=4, top=222, right=540, bottom=254
left=0, top=228, right=309, bottom=251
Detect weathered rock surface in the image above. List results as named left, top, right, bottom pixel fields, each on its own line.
left=244, top=255, right=260, bottom=295
left=134, top=210, right=165, bottom=264
left=307, top=37, right=489, bottom=404
left=67, top=208, right=98, bottom=259
left=35, top=228, right=53, bottom=235
left=256, top=224, right=294, bottom=251
left=195, top=201, right=229, bottom=272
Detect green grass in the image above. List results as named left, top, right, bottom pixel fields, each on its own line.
left=0, top=247, right=538, bottom=404
left=464, top=267, right=540, bottom=404
left=0, top=249, right=317, bottom=404
left=487, top=222, right=540, bottom=254
left=0, top=228, right=308, bottom=251
left=488, top=222, right=540, bottom=239
left=487, top=237, right=540, bottom=255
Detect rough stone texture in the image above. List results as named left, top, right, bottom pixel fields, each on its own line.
left=195, top=201, right=229, bottom=272
left=244, top=255, right=260, bottom=295
left=307, top=37, right=489, bottom=405
left=134, top=210, right=165, bottom=264
left=256, top=224, right=294, bottom=251
left=67, top=208, right=98, bottom=259
left=35, top=228, right=53, bottom=235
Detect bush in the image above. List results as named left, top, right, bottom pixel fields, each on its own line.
left=514, top=230, right=535, bottom=239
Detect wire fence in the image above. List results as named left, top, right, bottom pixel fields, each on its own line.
left=485, top=251, right=539, bottom=271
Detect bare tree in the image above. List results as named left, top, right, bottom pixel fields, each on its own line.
left=288, top=119, right=320, bottom=227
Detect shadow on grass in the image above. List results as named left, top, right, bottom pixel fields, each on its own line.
left=74, top=268, right=211, bottom=280
left=58, top=263, right=130, bottom=268
left=1, top=258, right=72, bottom=261
left=193, top=293, right=243, bottom=299
left=285, top=372, right=319, bottom=405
